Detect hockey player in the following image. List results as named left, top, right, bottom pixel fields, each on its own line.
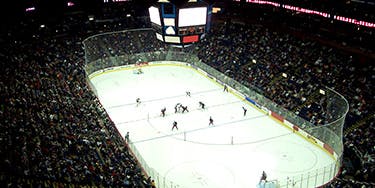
left=209, top=116, right=214, bottom=126
left=172, top=121, right=178, bottom=131
left=223, top=85, right=228, bottom=92
left=186, top=91, right=191, bottom=97
left=181, top=105, right=189, bottom=113
left=161, top=107, right=166, bottom=117
left=242, top=106, right=247, bottom=116
left=125, top=132, right=129, bottom=143
left=136, top=98, right=141, bottom=107
left=199, top=101, right=205, bottom=109
left=259, top=171, right=267, bottom=183
left=175, top=103, right=181, bottom=113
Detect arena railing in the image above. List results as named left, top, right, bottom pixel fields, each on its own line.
left=83, top=28, right=348, bottom=188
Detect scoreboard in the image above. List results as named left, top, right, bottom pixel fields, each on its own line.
left=148, top=0, right=211, bottom=45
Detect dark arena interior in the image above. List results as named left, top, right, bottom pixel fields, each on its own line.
left=0, top=0, right=374, bottom=187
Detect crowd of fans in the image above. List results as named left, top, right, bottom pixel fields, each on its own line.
left=191, top=22, right=374, bottom=186
left=193, top=22, right=372, bottom=126
left=229, top=1, right=375, bottom=57
left=0, top=23, right=156, bottom=187
left=0, top=3, right=374, bottom=188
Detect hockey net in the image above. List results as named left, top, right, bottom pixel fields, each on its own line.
left=133, top=62, right=148, bottom=74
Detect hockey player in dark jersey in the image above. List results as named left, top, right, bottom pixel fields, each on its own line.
left=260, top=171, right=267, bottom=183
left=199, top=101, right=205, bottom=109
left=209, top=116, right=214, bottom=126
left=242, top=106, right=247, bottom=116
left=161, top=107, right=166, bottom=117
left=223, top=85, right=228, bottom=92
left=181, top=105, right=189, bottom=113
left=136, top=98, right=141, bottom=107
left=172, top=121, right=178, bottom=131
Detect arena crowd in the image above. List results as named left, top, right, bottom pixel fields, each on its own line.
left=192, top=22, right=374, bottom=187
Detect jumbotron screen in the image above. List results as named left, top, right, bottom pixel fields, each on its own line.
left=178, top=7, right=207, bottom=27
left=149, top=6, right=161, bottom=26
left=149, top=1, right=211, bottom=45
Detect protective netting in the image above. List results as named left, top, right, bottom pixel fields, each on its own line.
left=83, top=29, right=349, bottom=188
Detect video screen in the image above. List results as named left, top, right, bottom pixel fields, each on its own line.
left=178, top=7, right=207, bottom=27
left=149, top=6, right=161, bottom=26
left=164, top=36, right=181, bottom=43
left=183, top=35, right=199, bottom=43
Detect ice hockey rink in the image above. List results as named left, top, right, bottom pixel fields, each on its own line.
left=89, top=62, right=336, bottom=188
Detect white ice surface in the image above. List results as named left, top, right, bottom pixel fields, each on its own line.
left=90, top=64, right=336, bottom=188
